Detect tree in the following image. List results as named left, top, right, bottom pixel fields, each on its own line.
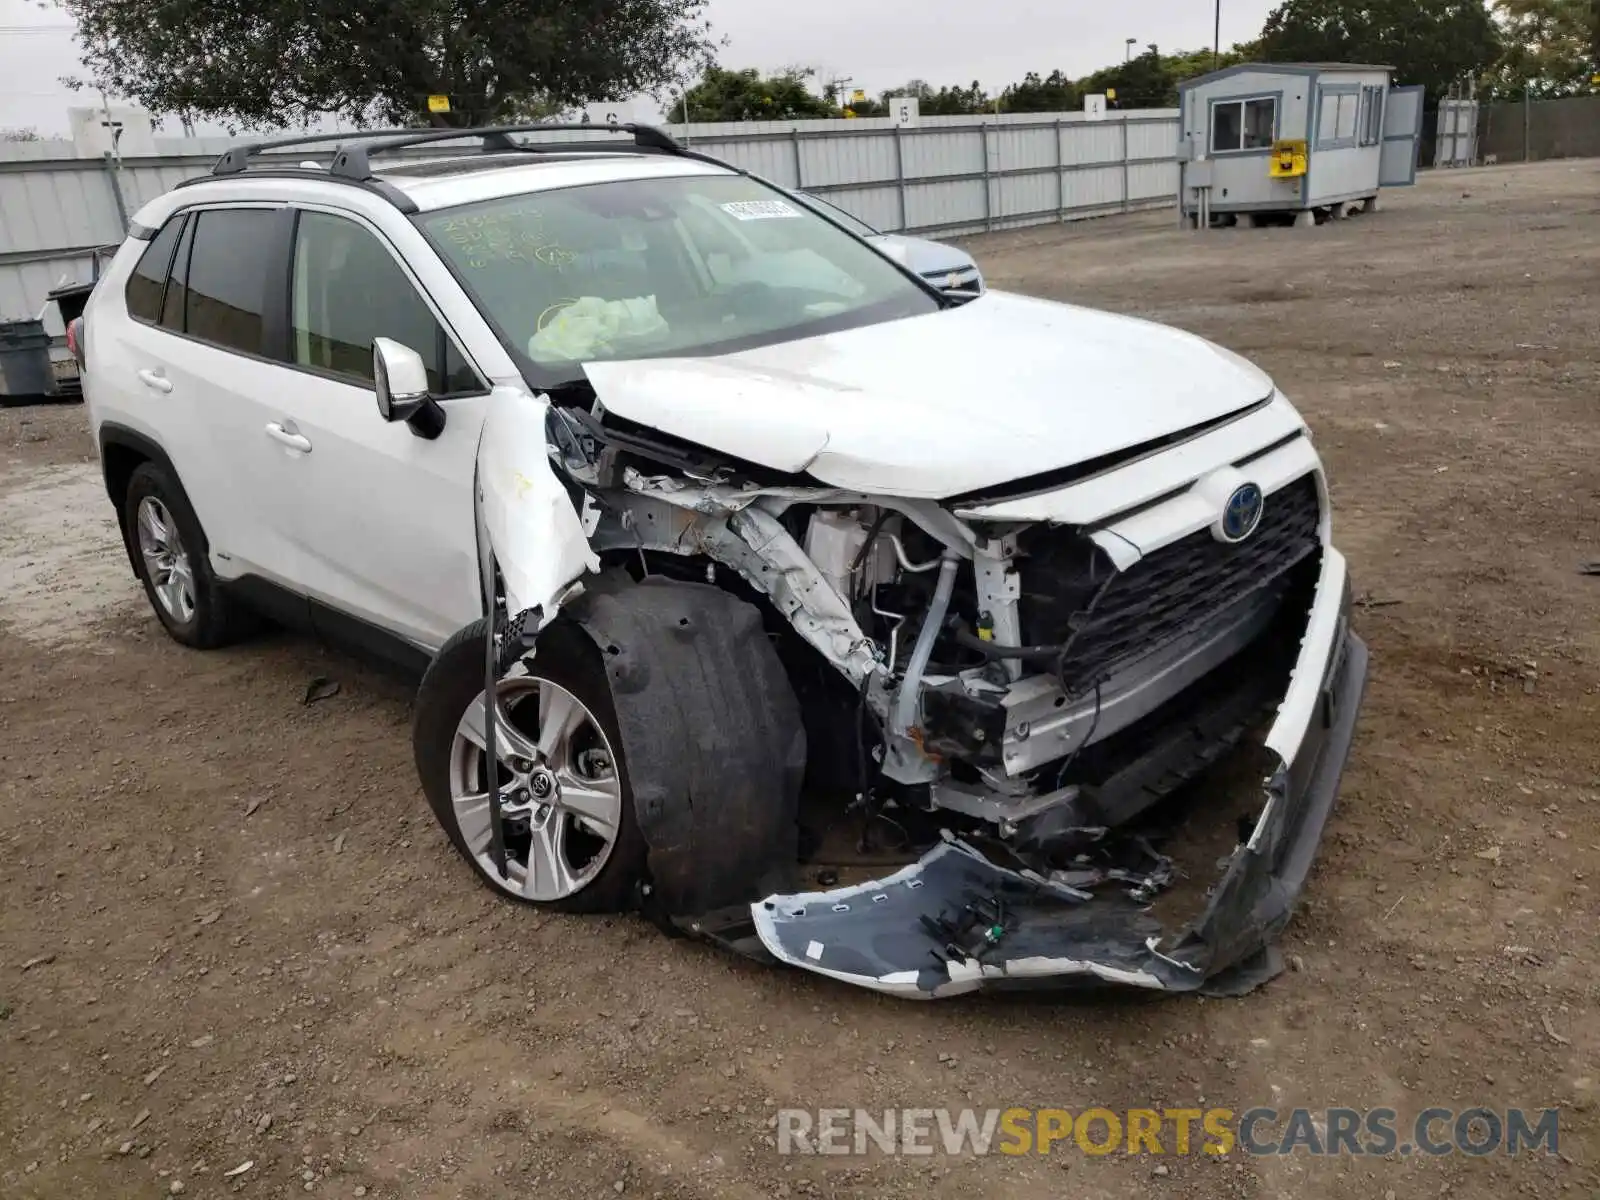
left=844, top=95, right=889, bottom=118
left=1163, top=44, right=1257, bottom=86
left=1078, top=46, right=1180, bottom=108
left=681, top=67, right=838, bottom=122
left=61, top=0, right=717, bottom=129
left=1487, top=0, right=1599, bottom=97
left=1259, top=0, right=1502, bottom=99
left=887, top=79, right=993, bottom=115
left=999, top=70, right=1080, bottom=113
left=2, top=127, right=43, bottom=142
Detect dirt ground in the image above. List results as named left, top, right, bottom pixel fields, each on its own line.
left=3, top=160, right=1598, bottom=1199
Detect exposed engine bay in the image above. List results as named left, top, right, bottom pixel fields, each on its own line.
left=504, top=391, right=1368, bottom=997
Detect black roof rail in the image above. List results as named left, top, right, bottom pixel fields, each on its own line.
left=326, top=122, right=682, bottom=180
left=187, top=122, right=726, bottom=217
left=175, top=165, right=423, bottom=214
left=209, top=122, right=682, bottom=180
left=211, top=128, right=420, bottom=176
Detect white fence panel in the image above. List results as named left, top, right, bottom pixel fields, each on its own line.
left=1, top=109, right=1180, bottom=323
left=900, top=127, right=984, bottom=179
left=1062, top=122, right=1125, bottom=167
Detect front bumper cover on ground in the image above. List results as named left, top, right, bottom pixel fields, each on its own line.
left=569, top=542, right=1367, bottom=998
left=743, top=551, right=1368, bottom=998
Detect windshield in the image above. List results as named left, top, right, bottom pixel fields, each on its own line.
left=420, top=171, right=939, bottom=386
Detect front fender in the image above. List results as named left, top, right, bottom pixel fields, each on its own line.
left=474, top=387, right=599, bottom=621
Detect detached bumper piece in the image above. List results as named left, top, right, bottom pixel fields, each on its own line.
left=749, top=554, right=1369, bottom=999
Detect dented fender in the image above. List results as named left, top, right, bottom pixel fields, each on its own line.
left=474, top=387, right=599, bottom=620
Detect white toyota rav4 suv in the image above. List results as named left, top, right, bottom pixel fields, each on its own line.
left=81, top=124, right=1366, bottom=998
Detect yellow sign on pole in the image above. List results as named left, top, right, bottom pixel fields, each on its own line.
left=1105, top=87, right=1117, bottom=101
left=851, top=89, right=866, bottom=104
left=426, top=95, right=451, bottom=114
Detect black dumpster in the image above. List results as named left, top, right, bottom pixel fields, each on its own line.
left=47, top=280, right=96, bottom=329
left=0, top=319, right=53, bottom=400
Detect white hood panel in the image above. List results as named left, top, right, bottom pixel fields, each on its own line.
left=582, top=291, right=1273, bottom=499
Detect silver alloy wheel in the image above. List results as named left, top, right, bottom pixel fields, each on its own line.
left=135, top=496, right=197, bottom=624
left=448, top=667, right=624, bottom=902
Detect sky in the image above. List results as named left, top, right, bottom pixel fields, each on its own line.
left=0, top=0, right=1278, bottom=136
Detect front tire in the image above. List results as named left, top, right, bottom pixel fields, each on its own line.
left=412, top=618, right=645, bottom=912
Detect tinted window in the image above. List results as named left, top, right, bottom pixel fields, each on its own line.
left=291, top=211, right=478, bottom=395
left=185, top=209, right=278, bottom=355
left=124, top=216, right=183, bottom=324
left=159, top=215, right=195, bottom=331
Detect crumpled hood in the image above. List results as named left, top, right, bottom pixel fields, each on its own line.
left=581, top=291, right=1274, bottom=499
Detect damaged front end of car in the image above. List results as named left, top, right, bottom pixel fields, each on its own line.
left=472, top=381, right=1368, bottom=998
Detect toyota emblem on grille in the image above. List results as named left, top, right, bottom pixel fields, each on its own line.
left=1220, top=483, right=1264, bottom=543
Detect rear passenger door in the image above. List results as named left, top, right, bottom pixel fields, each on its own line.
left=272, top=207, right=490, bottom=651
left=110, top=204, right=309, bottom=593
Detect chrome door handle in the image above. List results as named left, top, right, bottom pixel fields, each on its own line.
left=136, top=368, right=173, bottom=394
left=265, top=422, right=312, bottom=453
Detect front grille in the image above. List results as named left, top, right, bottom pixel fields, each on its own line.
left=922, top=266, right=981, bottom=290
left=1016, top=473, right=1321, bottom=691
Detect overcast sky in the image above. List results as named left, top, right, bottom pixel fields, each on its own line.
left=1, top=0, right=1277, bottom=135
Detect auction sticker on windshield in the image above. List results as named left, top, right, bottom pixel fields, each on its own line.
left=722, top=200, right=802, bottom=220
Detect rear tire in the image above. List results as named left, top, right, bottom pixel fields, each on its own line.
left=124, top=462, right=246, bottom=649
left=413, top=617, right=646, bottom=913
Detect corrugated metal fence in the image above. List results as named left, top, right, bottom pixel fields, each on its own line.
left=1478, top=96, right=1600, bottom=165
left=0, top=109, right=1180, bottom=323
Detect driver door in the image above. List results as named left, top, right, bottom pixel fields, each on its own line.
left=272, top=207, right=489, bottom=653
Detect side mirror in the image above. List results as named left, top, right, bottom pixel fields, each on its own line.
left=373, top=337, right=445, bottom=439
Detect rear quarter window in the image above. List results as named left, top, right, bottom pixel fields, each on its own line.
left=160, top=217, right=196, bottom=331
left=124, top=217, right=185, bottom=324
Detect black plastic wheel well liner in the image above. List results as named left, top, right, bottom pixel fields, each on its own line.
left=98, top=423, right=203, bottom=577
left=558, top=572, right=808, bottom=915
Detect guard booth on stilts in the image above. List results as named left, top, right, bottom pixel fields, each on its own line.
left=1175, top=63, right=1425, bottom=228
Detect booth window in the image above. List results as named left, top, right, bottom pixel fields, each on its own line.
left=1318, top=90, right=1360, bottom=148
left=1211, top=96, right=1277, bottom=153
left=1359, top=86, right=1384, bottom=146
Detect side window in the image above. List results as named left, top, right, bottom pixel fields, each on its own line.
left=290, top=211, right=478, bottom=395
left=1335, top=94, right=1358, bottom=142
left=1210, top=101, right=1242, bottom=153
left=1212, top=98, right=1276, bottom=154
left=1317, top=91, right=1359, bottom=149
left=1317, top=94, right=1339, bottom=145
left=1359, top=86, right=1384, bottom=146
left=124, top=216, right=184, bottom=324
left=185, top=209, right=278, bottom=355
left=159, top=215, right=195, bottom=331
left=1241, top=97, right=1276, bottom=149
